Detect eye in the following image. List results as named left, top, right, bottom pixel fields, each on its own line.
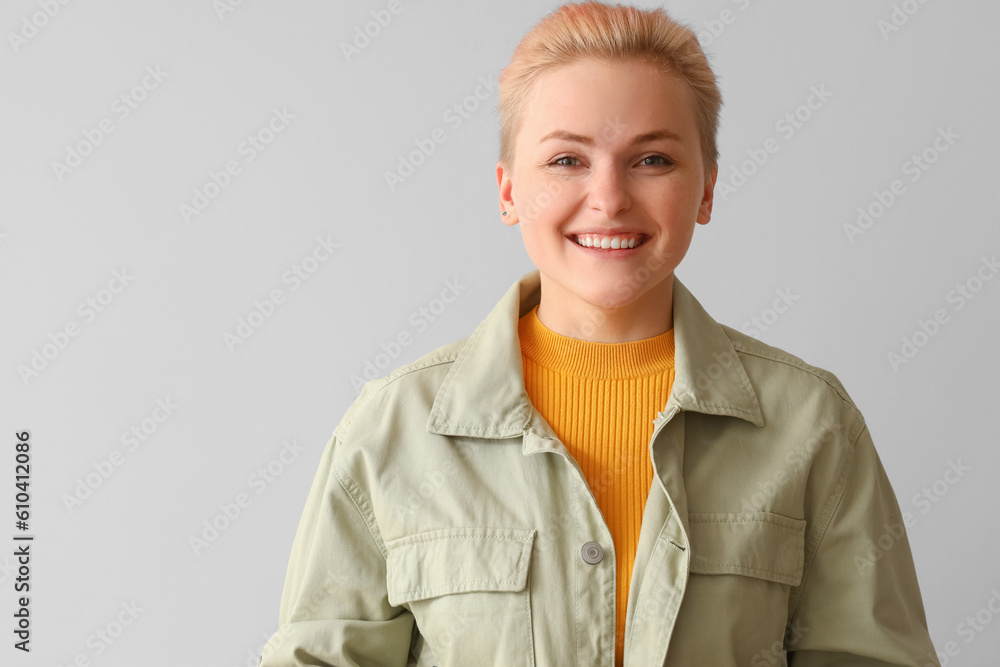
left=639, top=154, right=673, bottom=167
left=550, top=155, right=581, bottom=167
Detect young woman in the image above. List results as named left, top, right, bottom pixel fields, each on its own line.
left=260, top=3, right=938, bottom=665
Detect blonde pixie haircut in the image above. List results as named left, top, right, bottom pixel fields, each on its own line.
left=498, top=1, right=722, bottom=179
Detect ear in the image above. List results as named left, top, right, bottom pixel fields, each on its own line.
left=696, top=165, right=718, bottom=225
left=496, top=160, right=518, bottom=226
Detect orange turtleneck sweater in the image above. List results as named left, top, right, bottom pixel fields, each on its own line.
left=518, top=304, right=676, bottom=666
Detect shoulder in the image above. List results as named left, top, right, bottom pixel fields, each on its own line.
left=334, top=334, right=470, bottom=442
left=719, top=324, right=867, bottom=439
left=721, top=324, right=854, bottom=404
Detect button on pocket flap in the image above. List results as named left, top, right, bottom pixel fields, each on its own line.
left=385, top=527, right=535, bottom=606
left=687, top=512, right=806, bottom=586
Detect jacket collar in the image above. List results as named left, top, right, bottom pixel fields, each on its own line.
left=427, top=269, right=763, bottom=439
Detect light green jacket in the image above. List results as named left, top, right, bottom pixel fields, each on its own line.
left=260, top=269, right=938, bottom=667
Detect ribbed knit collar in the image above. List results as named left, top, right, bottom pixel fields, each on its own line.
left=518, top=305, right=675, bottom=379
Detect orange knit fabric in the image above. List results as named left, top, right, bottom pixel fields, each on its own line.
left=517, top=305, right=675, bottom=666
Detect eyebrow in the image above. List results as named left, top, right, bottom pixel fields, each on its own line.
left=538, top=129, right=682, bottom=145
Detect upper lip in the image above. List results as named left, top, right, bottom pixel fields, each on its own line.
left=567, top=228, right=647, bottom=237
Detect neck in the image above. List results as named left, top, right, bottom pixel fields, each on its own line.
left=534, top=273, right=674, bottom=343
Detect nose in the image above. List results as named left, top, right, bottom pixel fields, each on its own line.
left=588, top=161, right=631, bottom=217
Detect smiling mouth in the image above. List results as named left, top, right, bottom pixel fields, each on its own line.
left=571, top=233, right=648, bottom=250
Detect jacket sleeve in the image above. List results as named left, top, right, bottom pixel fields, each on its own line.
left=786, top=423, right=939, bottom=667
left=258, top=432, right=414, bottom=667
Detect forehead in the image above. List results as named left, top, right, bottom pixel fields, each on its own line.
left=519, top=58, right=697, bottom=139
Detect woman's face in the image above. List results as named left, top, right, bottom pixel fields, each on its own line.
left=497, top=57, right=717, bottom=327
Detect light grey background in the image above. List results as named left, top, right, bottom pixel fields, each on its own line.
left=1, top=1, right=997, bottom=665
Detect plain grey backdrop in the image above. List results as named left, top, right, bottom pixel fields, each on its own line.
left=2, top=0, right=998, bottom=665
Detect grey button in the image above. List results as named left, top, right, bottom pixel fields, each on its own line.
left=581, top=541, right=604, bottom=564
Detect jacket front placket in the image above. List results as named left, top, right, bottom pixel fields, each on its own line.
left=521, top=420, right=618, bottom=667
left=623, top=275, right=764, bottom=666
left=622, top=402, right=691, bottom=667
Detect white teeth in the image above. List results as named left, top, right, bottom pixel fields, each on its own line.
left=574, top=234, right=643, bottom=250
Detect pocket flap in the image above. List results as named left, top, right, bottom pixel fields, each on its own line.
left=385, top=527, right=535, bottom=606
left=687, top=512, right=806, bottom=586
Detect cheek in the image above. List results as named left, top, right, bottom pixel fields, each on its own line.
left=518, top=220, right=556, bottom=256
left=518, top=188, right=575, bottom=233
left=650, top=180, right=699, bottom=209
left=515, top=176, right=575, bottom=225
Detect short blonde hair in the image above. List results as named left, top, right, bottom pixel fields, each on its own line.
left=498, top=1, right=722, bottom=177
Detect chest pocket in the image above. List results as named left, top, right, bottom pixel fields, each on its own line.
left=664, top=512, right=806, bottom=666
left=687, top=511, right=805, bottom=585
left=386, top=527, right=536, bottom=667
